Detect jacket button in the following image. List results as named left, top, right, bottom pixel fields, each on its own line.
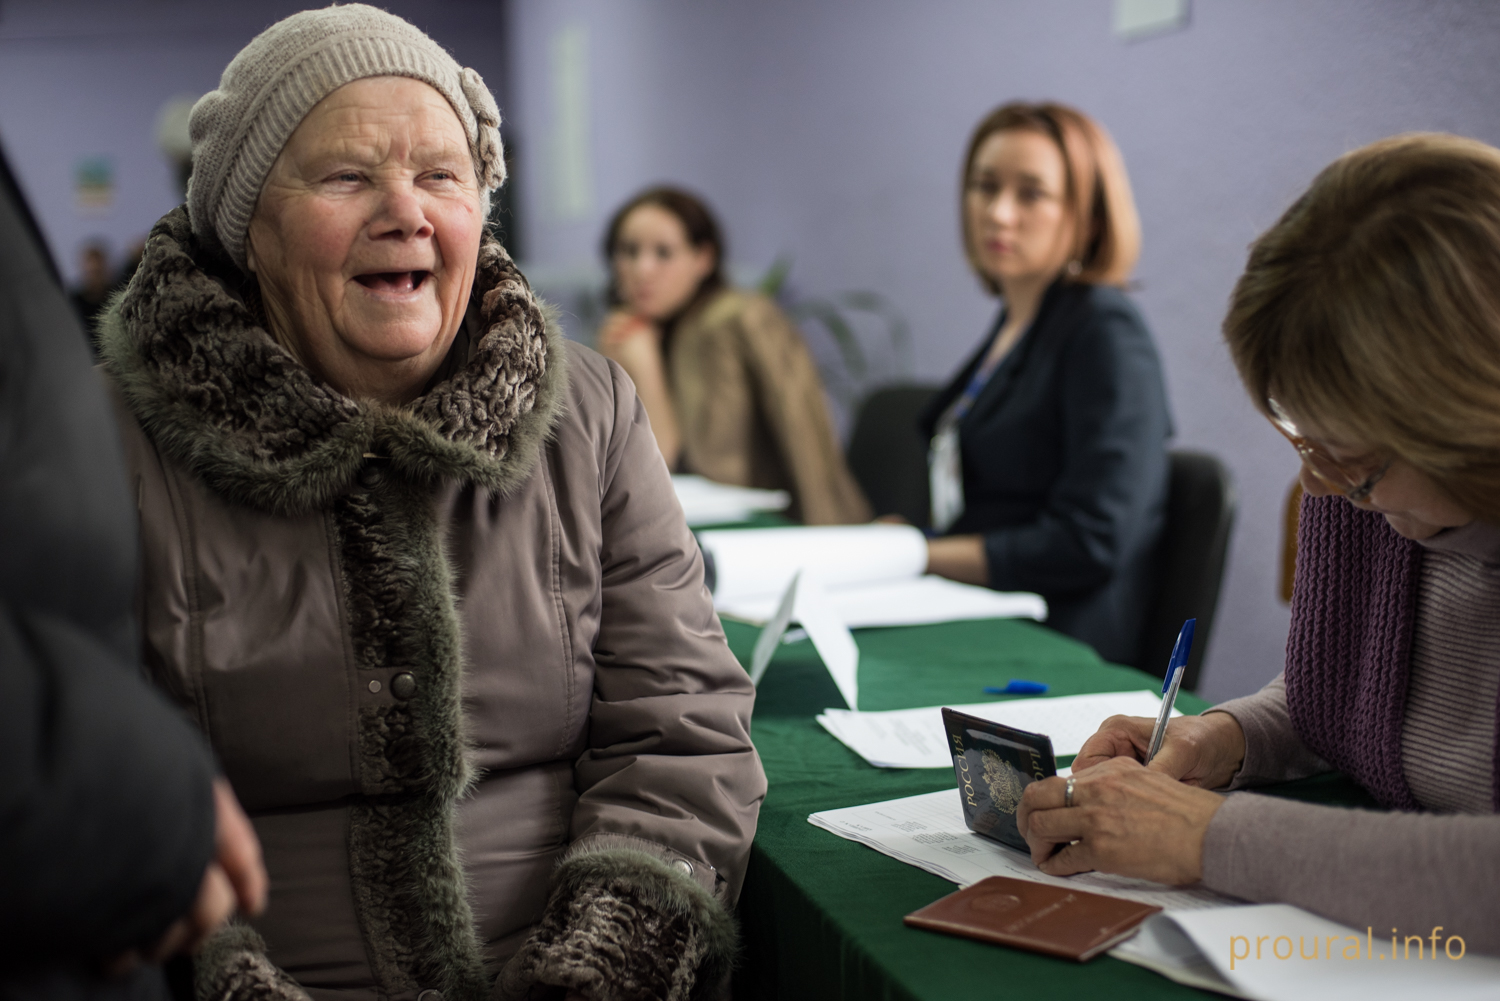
left=391, top=672, right=416, bottom=700
left=367, top=679, right=382, bottom=694
left=358, top=465, right=383, bottom=489
left=672, top=858, right=693, bottom=877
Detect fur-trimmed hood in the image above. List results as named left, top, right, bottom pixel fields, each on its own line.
left=99, top=205, right=564, bottom=515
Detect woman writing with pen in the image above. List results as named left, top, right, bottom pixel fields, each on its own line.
left=1017, top=133, right=1500, bottom=951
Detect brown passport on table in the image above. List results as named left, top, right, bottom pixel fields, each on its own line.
left=903, top=876, right=1160, bottom=962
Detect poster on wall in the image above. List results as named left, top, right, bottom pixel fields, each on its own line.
left=74, top=155, right=114, bottom=212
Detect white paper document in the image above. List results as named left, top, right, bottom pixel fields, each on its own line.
left=808, top=788, right=1234, bottom=911
left=671, top=474, right=788, bottom=527
left=748, top=571, right=800, bottom=686
left=1111, top=911, right=1247, bottom=997
left=747, top=572, right=861, bottom=708
left=723, top=574, right=1048, bottom=628
left=817, top=690, right=1180, bottom=768
left=697, top=524, right=1046, bottom=628
left=793, top=576, right=860, bottom=709
left=1116, top=905, right=1500, bottom=1001
left=701, top=524, right=927, bottom=601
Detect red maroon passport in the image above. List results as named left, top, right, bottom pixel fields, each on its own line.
left=903, top=875, right=1160, bottom=962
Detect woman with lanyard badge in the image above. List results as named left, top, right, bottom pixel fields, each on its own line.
left=920, top=101, right=1172, bottom=665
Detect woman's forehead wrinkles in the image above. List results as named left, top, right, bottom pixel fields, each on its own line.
left=295, top=110, right=470, bottom=169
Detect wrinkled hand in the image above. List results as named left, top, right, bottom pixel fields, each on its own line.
left=1073, top=712, right=1246, bottom=789
left=1015, top=757, right=1225, bottom=885
left=111, top=779, right=268, bottom=974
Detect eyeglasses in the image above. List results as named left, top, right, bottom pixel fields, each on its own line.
left=1266, top=398, right=1392, bottom=502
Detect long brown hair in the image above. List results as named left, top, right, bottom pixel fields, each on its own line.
left=960, top=101, right=1140, bottom=293
left=602, top=186, right=727, bottom=320
left=1224, top=133, right=1500, bottom=521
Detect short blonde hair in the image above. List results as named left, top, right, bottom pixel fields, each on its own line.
left=960, top=101, right=1141, bottom=292
left=1224, top=133, right=1500, bottom=521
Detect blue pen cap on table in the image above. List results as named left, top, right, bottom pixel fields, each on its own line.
left=983, top=680, right=1050, bottom=695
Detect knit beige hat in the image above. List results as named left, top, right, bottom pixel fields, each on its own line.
left=187, top=3, right=504, bottom=272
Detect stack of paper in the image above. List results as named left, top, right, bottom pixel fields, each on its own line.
left=697, top=524, right=1047, bottom=628
left=817, top=690, right=1180, bottom=768
left=671, top=474, right=788, bottom=526
left=725, top=575, right=1047, bottom=628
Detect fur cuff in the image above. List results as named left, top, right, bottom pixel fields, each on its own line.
left=194, top=923, right=311, bottom=1001
left=493, top=848, right=737, bottom=1001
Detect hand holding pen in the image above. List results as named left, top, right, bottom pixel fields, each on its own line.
left=1017, top=619, right=1236, bottom=884
left=1070, top=617, right=1248, bottom=785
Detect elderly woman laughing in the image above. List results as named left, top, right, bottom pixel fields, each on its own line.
left=99, top=7, right=763, bottom=1001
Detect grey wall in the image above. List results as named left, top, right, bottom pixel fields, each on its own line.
left=506, top=0, right=1500, bottom=700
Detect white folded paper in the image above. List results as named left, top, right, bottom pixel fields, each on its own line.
left=808, top=788, right=1233, bottom=911
left=697, top=524, right=1046, bottom=628
left=671, top=474, right=789, bottom=527
left=748, top=571, right=801, bottom=686
left=748, top=572, right=860, bottom=709
left=702, top=523, right=926, bottom=602
left=817, top=690, right=1180, bottom=768
left=1116, top=906, right=1500, bottom=1001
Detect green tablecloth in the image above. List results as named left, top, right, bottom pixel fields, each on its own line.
left=724, top=616, right=1376, bottom=1000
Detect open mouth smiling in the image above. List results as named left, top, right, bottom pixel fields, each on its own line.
left=354, top=270, right=431, bottom=294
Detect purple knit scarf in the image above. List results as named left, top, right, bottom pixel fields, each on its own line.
left=1285, top=495, right=1500, bottom=810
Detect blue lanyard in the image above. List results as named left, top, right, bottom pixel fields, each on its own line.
left=954, top=355, right=1002, bottom=420
left=939, top=337, right=1006, bottom=431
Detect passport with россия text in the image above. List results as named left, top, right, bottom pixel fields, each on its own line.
left=941, top=706, right=1056, bottom=852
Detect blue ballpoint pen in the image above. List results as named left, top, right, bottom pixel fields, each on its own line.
left=1145, top=618, right=1196, bottom=765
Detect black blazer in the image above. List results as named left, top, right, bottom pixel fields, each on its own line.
left=919, top=280, right=1171, bottom=664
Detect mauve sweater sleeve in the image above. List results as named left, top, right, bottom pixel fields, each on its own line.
left=1200, top=677, right=1500, bottom=953
left=1205, top=673, right=1329, bottom=788
left=1202, top=796, right=1500, bottom=953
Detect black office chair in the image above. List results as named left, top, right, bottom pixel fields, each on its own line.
left=848, top=393, right=1234, bottom=689
left=1135, top=450, right=1237, bottom=692
left=845, top=385, right=939, bottom=526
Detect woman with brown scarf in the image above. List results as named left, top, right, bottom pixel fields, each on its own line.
left=597, top=187, right=870, bottom=525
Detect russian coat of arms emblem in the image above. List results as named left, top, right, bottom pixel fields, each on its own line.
left=981, top=749, right=1025, bottom=815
